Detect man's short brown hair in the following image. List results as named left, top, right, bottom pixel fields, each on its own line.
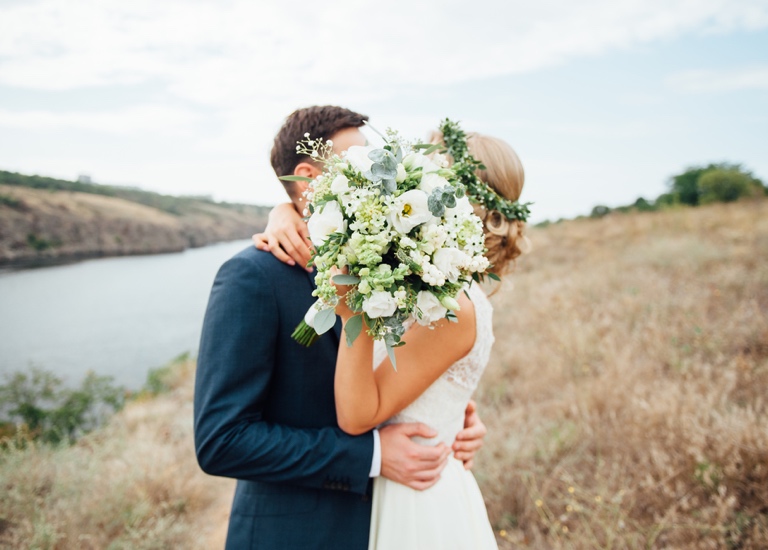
left=271, top=105, right=368, bottom=197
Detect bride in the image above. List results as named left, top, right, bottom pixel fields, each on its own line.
left=255, top=130, right=529, bottom=549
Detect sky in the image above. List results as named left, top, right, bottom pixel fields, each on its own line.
left=1, top=0, right=767, bottom=222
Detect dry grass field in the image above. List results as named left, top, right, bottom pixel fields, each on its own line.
left=478, top=199, right=768, bottom=548
left=0, top=199, right=765, bottom=548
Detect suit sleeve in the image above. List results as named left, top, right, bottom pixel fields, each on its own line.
left=193, top=254, right=374, bottom=495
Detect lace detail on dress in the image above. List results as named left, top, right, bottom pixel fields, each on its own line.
left=443, top=282, right=494, bottom=390
left=373, top=282, right=495, bottom=446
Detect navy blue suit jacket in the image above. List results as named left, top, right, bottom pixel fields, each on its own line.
left=194, top=247, right=374, bottom=549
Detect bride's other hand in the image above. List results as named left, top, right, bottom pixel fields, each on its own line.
left=252, top=202, right=312, bottom=270
left=452, top=400, right=487, bottom=470
left=379, top=423, right=450, bottom=491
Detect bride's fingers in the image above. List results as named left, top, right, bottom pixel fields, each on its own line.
left=453, top=437, right=482, bottom=454
left=252, top=233, right=269, bottom=250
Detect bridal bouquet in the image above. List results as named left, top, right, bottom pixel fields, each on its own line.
left=288, top=124, right=490, bottom=367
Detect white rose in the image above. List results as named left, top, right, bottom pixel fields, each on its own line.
left=388, top=189, right=433, bottom=234
left=402, top=152, right=439, bottom=173
left=307, top=201, right=346, bottom=247
left=419, top=172, right=450, bottom=194
left=362, top=290, right=398, bottom=319
left=433, top=248, right=469, bottom=282
left=344, top=145, right=375, bottom=173
left=331, top=174, right=349, bottom=195
left=395, top=163, right=407, bottom=183
left=444, top=195, right=473, bottom=217
left=415, top=291, right=447, bottom=325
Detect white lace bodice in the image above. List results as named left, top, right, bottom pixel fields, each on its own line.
left=373, top=283, right=495, bottom=446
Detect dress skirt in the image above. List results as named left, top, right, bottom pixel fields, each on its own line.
left=368, top=457, right=498, bottom=550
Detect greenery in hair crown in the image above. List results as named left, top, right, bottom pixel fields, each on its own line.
left=438, top=119, right=531, bottom=223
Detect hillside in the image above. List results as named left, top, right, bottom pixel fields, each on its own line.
left=0, top=170, right=271, bottom=266
left=0, top=199, right=765, bottom=548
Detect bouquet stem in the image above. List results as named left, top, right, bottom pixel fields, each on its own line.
left=292, top=320, right=320, bottom=347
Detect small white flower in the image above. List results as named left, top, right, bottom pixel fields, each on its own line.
left=326, top=140, right=333, bottom=147
left=307, top=201, right=346, bottom=247
left=362, top=290, right=398, bottom=319
left=444, top=196, right=473, bottom=217
left=304, top=132, right=310, bottom=138
left=415, top=291, right=447, bottom=325
left=433, top=248, right=469, bottom=282
left=388, top=189, right=432, bottom=234
left=432, top=153, right=449, bottom=168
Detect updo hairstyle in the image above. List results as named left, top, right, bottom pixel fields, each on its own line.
left=431, top=131, right=531, bottom=276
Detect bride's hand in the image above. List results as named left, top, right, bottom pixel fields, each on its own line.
left=452, top=400, right=487, bottom=470
left=252, top=202, right=312, bottom=270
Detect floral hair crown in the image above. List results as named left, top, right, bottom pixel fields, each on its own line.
left=438, top=119, right=531, bottom=223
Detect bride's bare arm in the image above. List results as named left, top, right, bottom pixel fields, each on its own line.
left=252, top=202, right=312, bottom=269
left=333, top=291, right=475, bottom=435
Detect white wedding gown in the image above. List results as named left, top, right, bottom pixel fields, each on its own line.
left=369, top=282, right=498, bottom=550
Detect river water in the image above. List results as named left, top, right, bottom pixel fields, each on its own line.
left=0, top=240, right=252, bottom=389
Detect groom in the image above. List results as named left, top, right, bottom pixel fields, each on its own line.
left=194, top=105, right=486, bottom=549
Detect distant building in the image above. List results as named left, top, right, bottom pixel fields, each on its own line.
left=77, top=174, right=92, bottom=184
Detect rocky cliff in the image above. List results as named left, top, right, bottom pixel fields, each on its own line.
left=0, top=181, right=270, bottom=267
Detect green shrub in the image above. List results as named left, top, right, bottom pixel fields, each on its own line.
left=698, top=168, right=762, bottom=204
left=0, top=368, right=126, bottom=446
left=26, top=233, right=60, bottom=252
left=0, top=193, right=22, bottom=208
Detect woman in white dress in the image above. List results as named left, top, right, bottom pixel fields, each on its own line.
left=257, top=132, right=529, bottom=549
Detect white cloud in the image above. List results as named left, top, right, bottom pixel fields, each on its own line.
left=0, top=104, right=200, bottom=135
left=667, top=66, right=768, bottom=93
left=2, top=0, right=767, bottom=101
left=1, top=0, right=766, bottom=219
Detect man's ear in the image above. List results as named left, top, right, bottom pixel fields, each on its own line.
left=294, top=162, right=321, bottom=179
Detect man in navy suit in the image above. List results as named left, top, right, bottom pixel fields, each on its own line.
left=194, top=106, right=486, bottom=549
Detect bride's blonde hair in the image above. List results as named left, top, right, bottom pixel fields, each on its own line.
left=431, top=131, right=531, bottom=276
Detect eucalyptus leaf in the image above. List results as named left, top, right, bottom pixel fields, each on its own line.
left=428, top=193, right=446, bottom=217
left=278, top=175, right=314, bottom=182
left=313, top=308, right=337, bottom=335
left=488, top=272, right=501, bottom=282
left=368, top=149, right=388, bottom=163
left=372, top=163, right=396, bottom=179
left=344, top=314, right=363, bottom=347
left=332, top=274, right=361, bottom=285
left=421, top=143, right=442, bottom=155
left=385, top=342, right=397, bottom=371
left=380, top=155, right=397, bottom=171
left=381, top=178, right=397, bottom=194
left=443, top=194, right=457, bottom=208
